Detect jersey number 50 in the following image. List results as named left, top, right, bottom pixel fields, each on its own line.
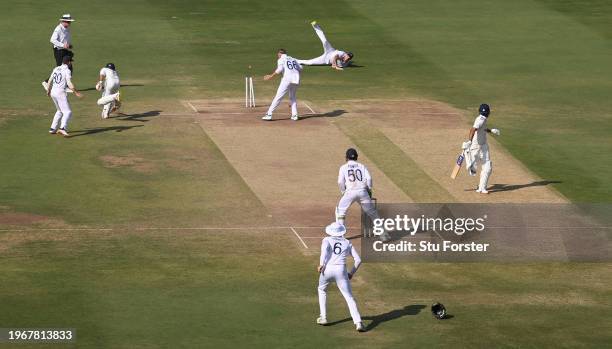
left=347, top=169, right=363, bottom=182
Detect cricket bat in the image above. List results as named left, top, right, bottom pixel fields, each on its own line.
left=450, top=153, right=465, bottom=179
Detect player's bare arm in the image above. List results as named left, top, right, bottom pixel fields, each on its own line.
left=264, top=72, right=278, bottom=81
left=67, top=81, right=82, bottom=98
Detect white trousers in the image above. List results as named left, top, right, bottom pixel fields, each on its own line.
left=468, top=144, right=492, bottom=191
left=50, top=91, right=71, bottom=130
left=97, top=80, right=120, bottom=117
left=266, top=80, right=298, bottom=117
left=298, top=24, right=335, bottom=65
left=336, top=189, right=379, bottom=224
left=318, top=265, right=362, bottom=324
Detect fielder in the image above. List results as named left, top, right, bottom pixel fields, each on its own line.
left=262, top=49, right=302, bottom=121
left=96, top=63, right=121, bottom=119
left=336, top=148, right=391, bottom=242
left=461, top=104, right=500, bottom=194
left=297, top=21, right=353, bottom=71
left=317, top=222, right=366, bottom=332
left=46, top=55, right=82, bottom=137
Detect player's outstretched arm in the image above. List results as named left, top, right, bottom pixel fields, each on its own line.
left=264, top=72, right=277, bottom=81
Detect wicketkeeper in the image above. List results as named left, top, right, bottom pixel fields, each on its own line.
left=336, top=148, right=390, bottom=241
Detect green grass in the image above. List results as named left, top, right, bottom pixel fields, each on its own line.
left=1, top=0, right=611, bottom=348
left=2, top=232, right=610, bottom=349
left=0, top=115, right=267, bottom=227
left=336, top=119, right=455, bottom=202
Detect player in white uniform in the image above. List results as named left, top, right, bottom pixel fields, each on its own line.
left=336, top=148, right=391, bottom=241
left=46, top=55, right=82, bottom=137
left=95, top=63, right=121, bottom=119
left=262, top=49, right=302, bottom=121
left=461, top=104, right=500, bottom=194
left=297, top=21, right=353, bottom=70
left=317, top=222, right=366, bottom=332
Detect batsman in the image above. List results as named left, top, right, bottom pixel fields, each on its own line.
left=461, top=104, right=500, bottom=194
left=96, top=63, right=121, bottom=119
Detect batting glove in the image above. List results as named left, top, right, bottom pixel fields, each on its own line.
left=491, top=128, right=501, bottom=136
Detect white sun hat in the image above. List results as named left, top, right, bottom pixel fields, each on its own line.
left=60, top=14, right=75, bottom=22
left=325, top=222, right=347, bottom=237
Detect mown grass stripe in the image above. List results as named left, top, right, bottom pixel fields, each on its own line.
left=335, top=119, right=455, bottom=203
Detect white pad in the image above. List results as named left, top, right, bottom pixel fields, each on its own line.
left=97, top=93, right=119, bottom=106
left=479, top=161, right=492, bottom=191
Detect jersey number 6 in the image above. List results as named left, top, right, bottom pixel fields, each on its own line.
left=333, top=242, right=342, bottom=255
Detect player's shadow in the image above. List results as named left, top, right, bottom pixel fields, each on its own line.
left=486, top=180, right=561, bottom=193
left=325, top=304, right=426, bottom=331
left=114, top=110, right=161, bottom=122
left=300, top=109, right=347, bottom=120
left=68, top=125, right=143, bottom=137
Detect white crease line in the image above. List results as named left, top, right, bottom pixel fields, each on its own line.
left=290, top=227, right=309, bottom=249
left=186, top=101, right=198, bottom=113
left=0, top=226, right=358, bottom=233
left=303, top=102, right=316, bottom=114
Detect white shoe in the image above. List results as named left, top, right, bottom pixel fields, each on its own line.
left=356, top=322, right=366, bottom=332
left=41, top=81, right=49, bottom=92
left=49, top=128, right=57, bottom=134
left=291, top=114, right=299, bottom=121
left=476, top=188, right=489, bottom=194
left=58, top=128, right=70, bottom=137
left=316, top=317, right=327, bottom=325
left=262, top=114, right=272, bottom=121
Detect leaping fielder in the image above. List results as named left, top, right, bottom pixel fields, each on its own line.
left=262, top=49, right=302, bottom=121
left=96, top=63, right=121, bottom=119
left=297, top=21, right=353, bottom=71
left=46, top=55, right=82, bottom=137
left=336, top=148, right=390, bottom=242
left=317, top=222, right=366, bottom=332
left=461, top=104, right=500, bottom=194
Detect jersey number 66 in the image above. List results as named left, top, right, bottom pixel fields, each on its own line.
left=286, top=60, right=300, bottom=70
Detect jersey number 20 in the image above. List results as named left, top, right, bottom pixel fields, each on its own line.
left=52, top=72, right=62, bottom=84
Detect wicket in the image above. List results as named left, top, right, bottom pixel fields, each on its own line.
left=245, top=76, right=255, bottom=107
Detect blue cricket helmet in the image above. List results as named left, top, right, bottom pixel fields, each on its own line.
left=479, top=104, right=490, bottom=117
